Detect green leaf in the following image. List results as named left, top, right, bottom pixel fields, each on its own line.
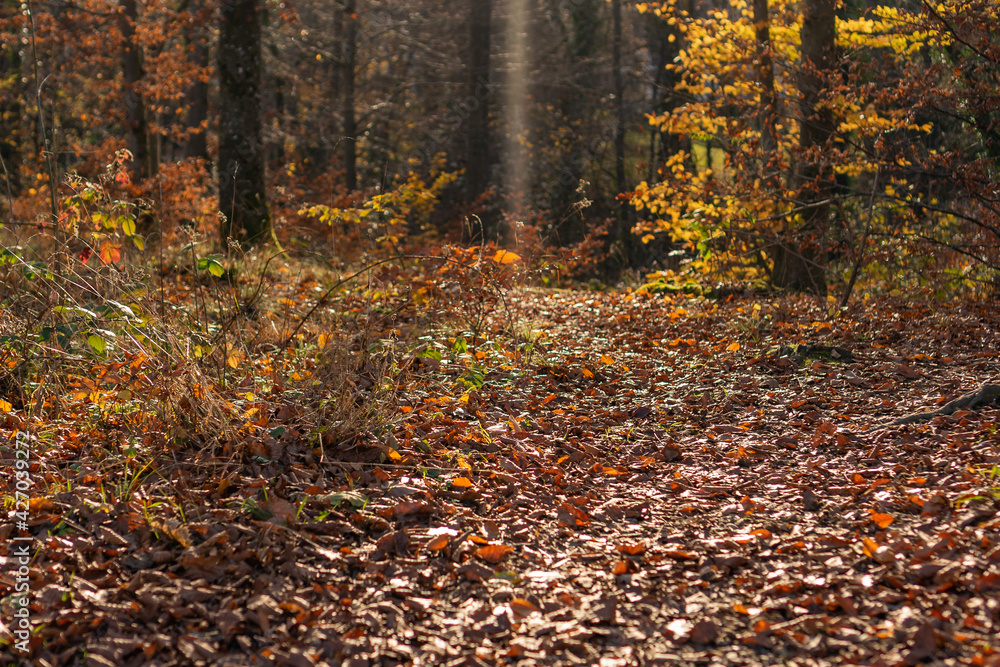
left=326, top=492, right=368, bottom=509
left=132, top=235, right=145, bottom=251
left=122, top=217, right=136, bottom=237
left=207, top=260, right=224, bottom=278
left=87, top=334, right=107, bottom=354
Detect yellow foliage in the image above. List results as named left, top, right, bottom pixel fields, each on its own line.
left=299, top=165, right=459, bottom=247
left=632, top=0, right=954, bottom=281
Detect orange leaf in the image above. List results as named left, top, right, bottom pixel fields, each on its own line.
left=509, top=598, right=540, bottom=618
left=727, top=342, right=740, bottom=351
left=612, top=560, right=630, bottom=575
left=868, top=509, right=894, bottom=529
left=860, top=536, right=879, bottom=557
left=29, top=498, right=56, bottom=512
left=426, top=535, right=450, bottom=552
left=451, top=476, right=474, bottom=488
left=476, top=544, right=513, bottom=564
left=492, top=250, right=520, bottom=264
left=615, top=542, right=647, bottom=556
left=600, top=355, right=615, bottom=365
left=99, top=242, right=121, bottom=265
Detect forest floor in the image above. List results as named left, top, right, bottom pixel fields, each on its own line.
left=2, top=282, right=1000, bottom=667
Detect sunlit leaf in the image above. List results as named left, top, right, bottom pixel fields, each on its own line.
left=492, top=250, right=520, bottom=264
left=476, top=544, right=514, bottom=563
left=87, top=334, right=107, bottom=354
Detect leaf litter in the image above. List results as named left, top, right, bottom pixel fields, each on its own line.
left=2, top=287, right=999, bottom=666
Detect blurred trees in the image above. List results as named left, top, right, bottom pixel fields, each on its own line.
left=632, top=0, right=999, bottom=297
left=0, top=0, right=995, bottom=296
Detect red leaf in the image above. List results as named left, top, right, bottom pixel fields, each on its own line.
left=99, top=242, right=121, bottom=265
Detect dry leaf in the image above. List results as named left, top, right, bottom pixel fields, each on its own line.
left=475, top=544, right=514, bottom=564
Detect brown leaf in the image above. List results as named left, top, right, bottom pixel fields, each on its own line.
left=557, top=502, right=590, bottom=528
left=149, top=518, right=193, bottom=548
left=690, top=619, right=719, bottom=645
left=590, top=593, right=617, bottom=624
left=392, top=501, right=430, bottom=517
left=457, top=561, right=493, bottom=582
left=904, top=622, right=938, bottom=663
left=264, top=497, right=297, bottom=523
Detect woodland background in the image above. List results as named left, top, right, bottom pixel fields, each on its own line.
left=0, top=0, right=996, bottom=295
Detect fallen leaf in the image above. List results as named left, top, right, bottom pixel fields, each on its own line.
left=869, top=509, right=894, bottom=529
left=509, top=598, right=539, bottom=618
left=492, top=250, right=520, bottom=264
left=476, top=544, right=514, bottom=564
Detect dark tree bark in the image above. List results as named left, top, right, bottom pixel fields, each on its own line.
left=217, top=0, right=270, bottom=245
left=0, top=26, right=22, bottom=199
left=753, top=0, right=777, bottom=160
left=612, top=0, right=625, bottom=195
left=184, top=14, right=209, bottom=161
left=341, top=0, right=358, bottom=192
left=644, top=2, right=686, bottom=184
left=771, top=0, right=834, bottom=295
left=464, top=0, right=492, bottom=207
left=119, top=0, right=155, bottom=180
left=611, top=0, right=634, bottom=264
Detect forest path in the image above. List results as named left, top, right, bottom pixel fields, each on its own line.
left=6, top=290, right=1000, bottom=667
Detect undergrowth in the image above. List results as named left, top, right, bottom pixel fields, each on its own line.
left=0, top=151, right=558, bottom=534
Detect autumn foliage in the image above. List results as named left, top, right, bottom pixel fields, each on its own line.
left=632, top=0, right=1000, bottom=298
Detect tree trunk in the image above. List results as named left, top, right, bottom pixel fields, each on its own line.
left=612, top=0, right=626, bottom=195
left=119, top=0, right=155, bottom=180
left=753, top=0, right=777, bottom=161
left=341, top=0, right=358, bottom=192
left=771, top=0, right=834, bottom=295
left=217, top=0, right=270, bottom=246
left=0, top=25, right=22, bottom=198
left=611, top=0, right=633, bottom=264
left=644, top=1, right=686, bottom=183
left=465, top=0, right=492, bottom=208
left=184, top=13, right=209, bottom=161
